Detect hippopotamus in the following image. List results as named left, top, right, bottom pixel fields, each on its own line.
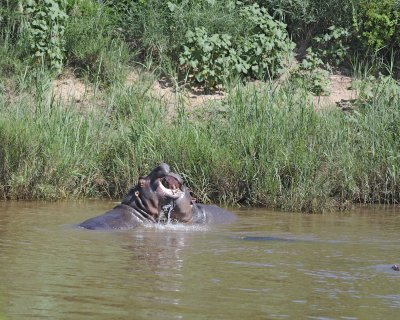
left=79, top=163, right=178, bottom=230
left=159, top=173, right=236, bottom=225
left=78, top=164, right=235, bottom=230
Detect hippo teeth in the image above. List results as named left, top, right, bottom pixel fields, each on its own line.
left=157, top=180, right=182, bottom=199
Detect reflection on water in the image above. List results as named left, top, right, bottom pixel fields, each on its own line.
left=0, top=201, right=400, bottom=319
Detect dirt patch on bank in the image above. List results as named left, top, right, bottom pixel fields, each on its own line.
left=49, top=69, right=357, bottom=113
left=146, top=72, right=357, bottom=112
left=52, top=70, right=97, bottom=110
left=126, top=71, right=226, bottom=114
left=313, top=74, right=357, bottom=110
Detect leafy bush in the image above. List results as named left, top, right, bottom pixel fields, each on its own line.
left=313, top=26, right=351, bottom=67
left=353, top=0, right=400, bottom=52
left=238, top=4, right=294, bottom=78
left=290, top=25, right=353, bottom=96
left=258, top=0, right=354, bottom=45
left=108, top=1, right=293, bottom=87
left=291, top=48, right=330, bottom=96
left=179, top=28, right=239, bottom=88
left=24, top=0, right=68, bottom=73
left=116, top=1, right=246, bottom=64
left=179, top=3, right=294, bottom=88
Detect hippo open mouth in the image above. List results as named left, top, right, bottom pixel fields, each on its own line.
left=159, top=173, right=207, bottom=223
left=159, top=173, right=184, bottom=198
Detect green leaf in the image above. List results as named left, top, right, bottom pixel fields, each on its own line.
left=167, top=2, right=176, bottom=12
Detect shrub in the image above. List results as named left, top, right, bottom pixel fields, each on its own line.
left=290, top=26, right=352, bottom=96
left=107, top=1, right=293, bottom=87
left=291, top=48, right=330, bottom=96
left=238, top=3, right=294, bottom=78
left=312, top=26, right=351, bottom=67
left=24, top=0, right=68, bottom=73
left=179, top=3, right=294, bottom=88
left=258, top=0, right=354, bottom=45
left=115, top=1, right=246, bottom=64
left=179, top=28, right=239, bottom=88
left=353, top=0, right=400, bottom=52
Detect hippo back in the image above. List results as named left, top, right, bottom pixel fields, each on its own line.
left=193, top=204, right=236, bottom=224
left=78, top=204, right=146, bottom=230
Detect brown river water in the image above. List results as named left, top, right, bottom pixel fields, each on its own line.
left=0, top=201, right=399, bottom=320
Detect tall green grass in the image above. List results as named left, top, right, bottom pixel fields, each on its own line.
left=0, top=73, right=163, bottom=200
left=0, top=71, right=399, bottom=212
left=64, top=0, right=130, bottom=86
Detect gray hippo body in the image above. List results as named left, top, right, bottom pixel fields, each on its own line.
left=78, top=164, right=236, bottom=230
left=161, top=181, right=236, bottom=225
left=79, top=163, right=178, bottom=230
left=191, top=203, right=236, bottom=224
left=78, top=204, right=149, bottom=230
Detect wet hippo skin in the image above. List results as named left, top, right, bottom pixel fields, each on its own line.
left=78, top=164, right=236, bottom=230
left=79, top=163, right=179, bottom=230
left=161, top=173, right=236, bottom=225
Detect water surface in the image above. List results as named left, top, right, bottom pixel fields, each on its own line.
left=0, top=201, right=399, bottom=319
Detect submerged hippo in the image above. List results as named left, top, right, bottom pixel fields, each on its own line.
left=79, top=163, right=178, bottom=230
left=160, top=173, right=236, bottom=224
left=78, top=164, right=235, bottom=230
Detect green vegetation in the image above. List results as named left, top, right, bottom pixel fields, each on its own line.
left=64, top=0, right=129, bottom=86
left=1, top=0, right=399, bottom=88
left=354, top=0, right=400, bottom=53
left=179, top=4, right=294, bottom=87
left=25, top=0, right=68, bottom=73
left=0, top=0, right=399, bottom=212
left=1, top=71, right=399, bottom=212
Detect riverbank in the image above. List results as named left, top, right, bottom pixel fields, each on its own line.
left=1, top=68, right=399, bottom=212
left=1, top=0, right=399, bottom=212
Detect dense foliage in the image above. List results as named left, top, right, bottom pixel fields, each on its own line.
left=25, top=0, right=68, bottom=73
left=354, top=0, right=400, bottom=53
left=1, top=0, right=399, bottom=87
left=179, top=4, right=294, bottom=87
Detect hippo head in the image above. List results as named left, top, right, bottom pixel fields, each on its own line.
left=159, top=172, right=194, bottom=223
left=121, top=163, right=181, bottom=221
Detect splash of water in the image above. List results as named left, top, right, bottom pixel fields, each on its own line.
left=144, top=222, right=209, bottom=232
